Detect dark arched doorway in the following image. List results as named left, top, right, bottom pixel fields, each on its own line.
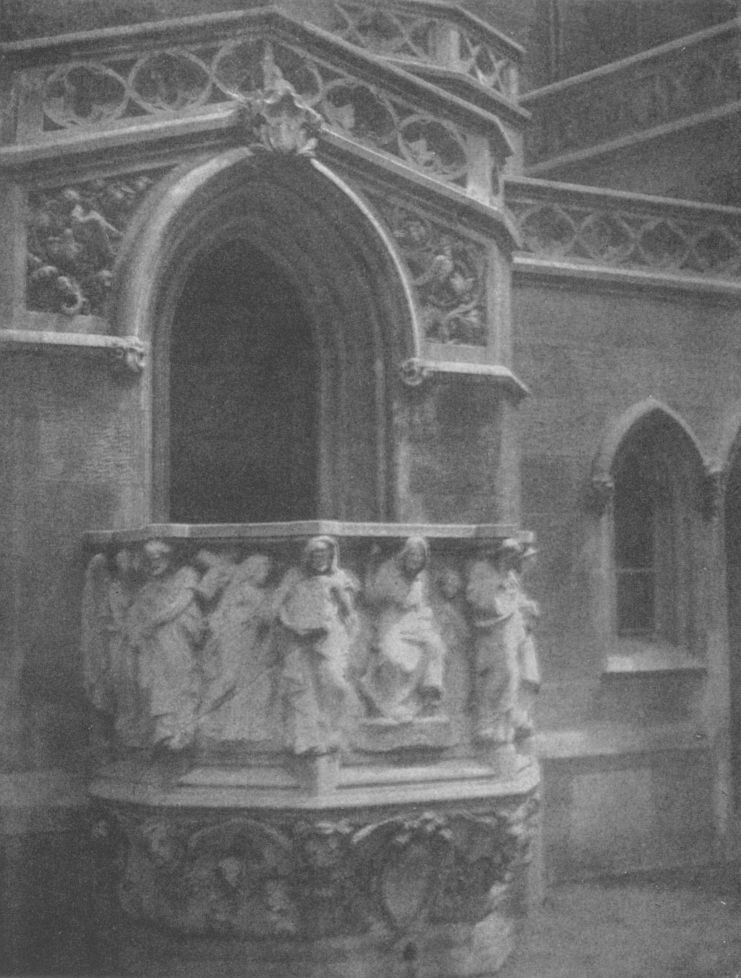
left=169, top=240, right=317, bottom=523
left=113, top=150, right=420, bottom=523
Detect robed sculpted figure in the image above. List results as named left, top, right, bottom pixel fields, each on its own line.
left=466, top=539, right=539, bottom=746
left=82, top=549, right=136, bottom=735
left=198, top=552, right=275, bottom=743
left=126, top=540, right=205, bottom=750
left=273, top=537, right=357, bottom=754
left=359, top=536, right=446, bottom=722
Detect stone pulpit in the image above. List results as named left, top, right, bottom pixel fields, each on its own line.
left=82, top=521, right=540, bottom=977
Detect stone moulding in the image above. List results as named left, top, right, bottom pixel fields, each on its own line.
left=521, top=18, right=741, bottom=171
left=506, top=176, right=741, bottom=286
left=0, top=8, right=512, bottom=202
left=0, top=329, right=147, bottom=373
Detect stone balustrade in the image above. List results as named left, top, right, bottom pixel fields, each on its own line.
left=506, top=176, right=741, bottom=282
left=522, top=18, right=741, bottom=169
left=329, top=0, right=523, bottom=101
left=0, top=8, right=511, bottom=201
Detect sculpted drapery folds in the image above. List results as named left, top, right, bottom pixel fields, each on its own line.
left=465, top=539, right=540, bottom=747
left=273, top=536, right=358, bottom=755
left=82, top=532, right=539, bottom=755
left=197, top=551, right=275, bottom=744
left=126, top=540, right=205, bottom=750
left=359, top=536, right=447, bottom=723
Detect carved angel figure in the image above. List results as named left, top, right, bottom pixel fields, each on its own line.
left=466, top=539, right=534, bottom=746
left=273, top=536, right=357, bottom=755
left=126, top=540, right=205, bottom=750
left=81, top=549, right=133, bottom=717
left=359, top=536, right=446, bottom=722
left=198, top=552, right=275, bottom=743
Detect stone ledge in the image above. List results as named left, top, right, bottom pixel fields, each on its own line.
left=512, top=255, right=741, bottom=298
left=83, top=520, right=522, bottom=545
left=534, top=722, right=708, bottom=760
left=90, top=757, right=540, bottom=810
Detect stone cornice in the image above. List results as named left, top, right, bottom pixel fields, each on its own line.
left=521, top=16, right=741, bottom=172
left=83, top=519, right=522, bottom=547
left=397, top=61, right=530, bottom=126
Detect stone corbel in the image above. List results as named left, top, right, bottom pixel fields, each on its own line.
left=399, top=357, right=433, bottom=388
left=587, top=472, right=615, bottom=515
left=398, top=357, right=529, bottom=400
left=702, top=464, right=724, bottom=521
left=232, top=44, right=323, bottom=156
left=109, top=336, right=146, bottom=374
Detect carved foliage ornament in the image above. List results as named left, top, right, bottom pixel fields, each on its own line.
left=27, top=171, right=168, bottom=317
left=371, top=197, right=488, bottom=346
left=235, top=46, right=323, bottom=155
left=95, top=801, right=537, bottom=939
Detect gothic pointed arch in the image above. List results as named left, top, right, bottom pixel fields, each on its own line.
left=591, top=397, right=708, bottom=497
left=589, top=398, right=710, bottom=658
left=111, top=148, right=420, bottom=523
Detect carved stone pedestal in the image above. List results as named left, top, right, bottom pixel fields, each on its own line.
left=90, top=757, right=539, bottom=978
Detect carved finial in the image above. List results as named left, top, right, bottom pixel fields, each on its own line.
left=399, top=358, right=431, bottom=388
left=703, top=464, right=725, bottom=521
left=588, top=473, right=614, bottom=515
left=109, top=337, right=146, bottom=374
left=237, top=43, right=323, bottom=155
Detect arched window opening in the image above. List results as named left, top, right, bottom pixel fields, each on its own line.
left=168, top=240, right=318, bottom=523
left=610, top=413, right=699, bottom=653
left=614, top=442, right=677, bottom=642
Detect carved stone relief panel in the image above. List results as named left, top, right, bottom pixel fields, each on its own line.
left=365, top=193, right=489, bottom=346
left=27, top=169, right=170, bottom=317
left=82, top=532, right=539, bottom=759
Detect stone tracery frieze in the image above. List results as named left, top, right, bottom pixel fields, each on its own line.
left=26, top=170, right=170, bottom=317
left=19, top=35, right=489, bottom=191
left=330, top=1, right=520, bottom=100
left=369, top=196, right=489, bottom=345
left=507, top=182, right=741, bottom=280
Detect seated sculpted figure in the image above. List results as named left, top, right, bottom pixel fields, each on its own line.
left=359, top=536, right=446, bottom=722
left=126, top=540, right=205, bottom=751
left=273, top=536, right=357, bottom=755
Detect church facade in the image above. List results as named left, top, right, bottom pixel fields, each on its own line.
left=1, top=0, right=741, bottom=972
